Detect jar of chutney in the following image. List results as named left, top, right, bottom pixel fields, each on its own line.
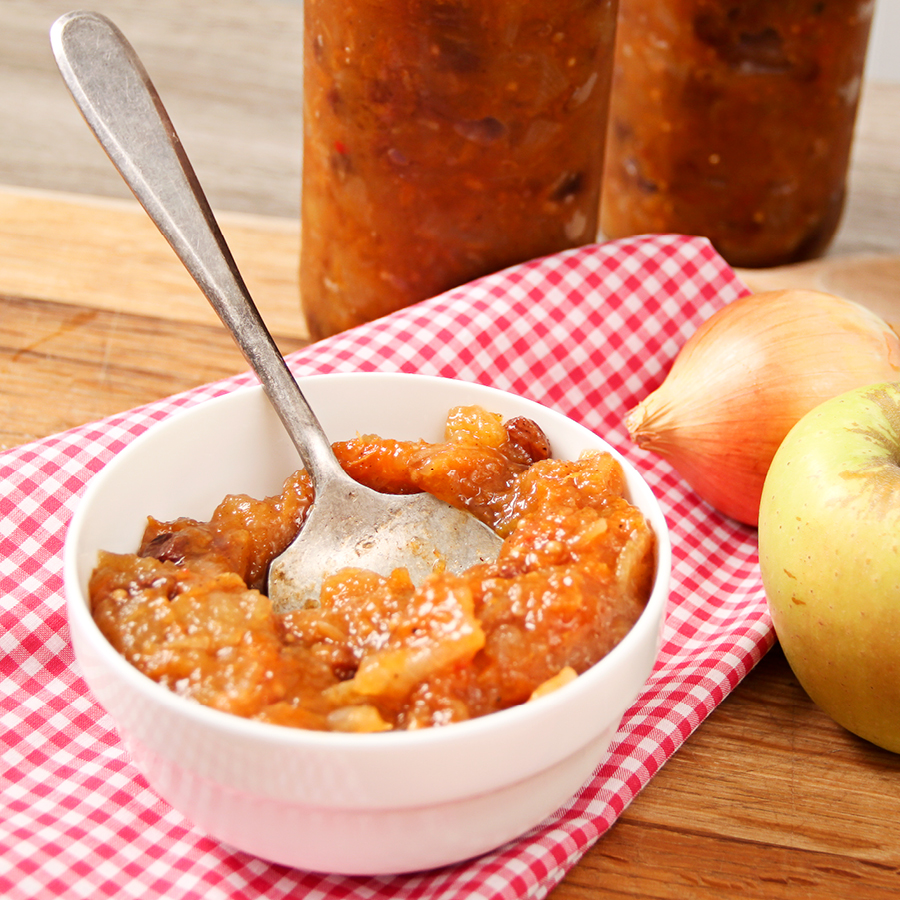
left=601, top=0, right=874, bottom=268
left=301, top=0, right=619, bottom=339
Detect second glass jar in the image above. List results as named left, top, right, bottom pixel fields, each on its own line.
left=601, top=0, right=874, bottom=269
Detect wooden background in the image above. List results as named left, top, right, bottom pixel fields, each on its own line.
left=3, top=2, right=900, bottom=897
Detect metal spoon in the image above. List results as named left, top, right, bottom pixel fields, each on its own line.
left=51, top=10, right=501, bottom=613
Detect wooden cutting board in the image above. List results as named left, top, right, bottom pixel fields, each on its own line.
left=4, top=182, right=900, bottom=900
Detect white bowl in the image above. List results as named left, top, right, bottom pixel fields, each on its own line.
left=64, top=373, right=670, bottom=875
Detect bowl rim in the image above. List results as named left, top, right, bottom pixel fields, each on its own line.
left=64, top=372, right=671, bottom=752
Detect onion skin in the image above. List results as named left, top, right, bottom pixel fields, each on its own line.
left=626, top=289, right=900, bottom=526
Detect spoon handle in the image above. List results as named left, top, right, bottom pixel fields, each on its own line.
left=50, top=10, right=342, bottom=486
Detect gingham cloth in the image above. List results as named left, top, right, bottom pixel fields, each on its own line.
left=1, top=234, right=770, bottom=899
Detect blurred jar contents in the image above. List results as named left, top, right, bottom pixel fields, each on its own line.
left=601, top=1, right=873, bottom=269
left=301, top=0, right=619, bottom=339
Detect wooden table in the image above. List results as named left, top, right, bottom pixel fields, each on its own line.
left=3, top=4, right=900, bottom=897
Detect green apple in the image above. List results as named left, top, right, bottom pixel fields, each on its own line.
left=758, top=381, right=900, bottom=754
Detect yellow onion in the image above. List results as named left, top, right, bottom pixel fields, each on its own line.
left=626, top=289, right=900, bottom=526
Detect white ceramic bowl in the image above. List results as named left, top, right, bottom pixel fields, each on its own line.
left=64, top=373, right=670, bottom=875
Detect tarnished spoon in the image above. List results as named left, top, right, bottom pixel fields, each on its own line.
left=51, top=10, right=501, bottom=613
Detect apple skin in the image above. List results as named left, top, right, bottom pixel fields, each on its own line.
left=758, top=381, right=900, bottom=754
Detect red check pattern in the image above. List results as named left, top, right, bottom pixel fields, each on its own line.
left=0, top=235, right=768, bottom=899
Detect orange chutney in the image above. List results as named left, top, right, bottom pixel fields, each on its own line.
left=601, top=0, right=873, bottom=268
left=89, top=406, right=655, bottom=732
left=300, top=0, right=619, bottom=338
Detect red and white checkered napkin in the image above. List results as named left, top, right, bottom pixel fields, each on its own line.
left=0, top=235, right=770, bottom=900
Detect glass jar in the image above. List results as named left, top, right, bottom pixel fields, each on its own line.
left=301, top=0, right=619, bottom=339
left=601, top=0, right=874, bottom=269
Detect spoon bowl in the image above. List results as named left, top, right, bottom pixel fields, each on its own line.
left=50, top=10, right=502, bottom=611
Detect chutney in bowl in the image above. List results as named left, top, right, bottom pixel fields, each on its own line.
left=65, top=373, right=671, bottom=874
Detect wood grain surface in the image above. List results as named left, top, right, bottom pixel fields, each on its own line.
left=3, top=3, right=900, bottom=897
